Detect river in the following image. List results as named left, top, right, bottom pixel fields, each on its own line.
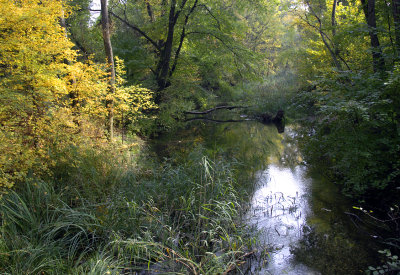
left=152, top=115, right=379, bottom=274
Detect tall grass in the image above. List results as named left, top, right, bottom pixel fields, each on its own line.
left=0, top=145, right=254, bottom=274
left=0, top=180, right=101, bottom=274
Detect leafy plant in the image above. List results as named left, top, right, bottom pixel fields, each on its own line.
left=366, top=249, right=400, bottom=275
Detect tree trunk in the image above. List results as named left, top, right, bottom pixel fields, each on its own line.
left=393, top=0, right=400, bottom=57
left=361, top=0, right=385, bottom=72
left=155, top=0, right=177, bottom=103
left=332, top=0, right=338, bottom=37
left=101, top=0, right=115, bottom=141
left=331, top=0, right=343, bottom=70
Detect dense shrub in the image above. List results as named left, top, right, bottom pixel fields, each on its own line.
left=297, top=70, right=400, bottom=200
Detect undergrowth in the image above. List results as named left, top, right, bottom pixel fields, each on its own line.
left=293, top=68, right=400, bottom=270
left=0, top=144, right=254, bottom=274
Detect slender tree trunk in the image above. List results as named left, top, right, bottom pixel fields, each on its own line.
left=331, top=0, right=343, bottom=70
left=392, top=0, right=400, bottom=57
left=170, top=0, right=199, bottom=77
left=361, top=0, right=385, bottom=72
left=332, top=0, right=338, bottom=37
left=384, top=0, right=396, bottom=60
left=145, top=0, right=155, bottom=22
left=101, top=0, right=115, bottom=141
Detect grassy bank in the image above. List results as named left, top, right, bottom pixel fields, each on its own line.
left=0, top=141, right=255, bottom=274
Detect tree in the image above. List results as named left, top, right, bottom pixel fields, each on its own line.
left=101, top=0, right=116, bottom=140
left=300, top=0, right=350, bottom=71
left=392, top=0, right=400, bottom=57
left=102, top=0, right=275, bottom=104
left=107, top=0, right=199, bottom=101
left=360, top=0, right=386, bottom=72
left=0, top=0, right=106, bottom=190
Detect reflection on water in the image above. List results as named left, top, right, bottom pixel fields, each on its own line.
left=243, top=125, right=319, bottom=274
left=246, top=164, right=319, bottom=274
left=242, top=125, right=318, bottom=274
left=152, top=118, right=378, bottom=275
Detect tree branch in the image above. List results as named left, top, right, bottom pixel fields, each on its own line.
left=185, top=117, right=253, bottom=123
left=170, top=0, right=199, bottom=76
left=186, top=31, right=237, bottom=56
left=299, top=13, right=351, bottom=71
left=301, top=3, right=343, bottom=70
left=174, top=0, right=189, bottom=21
left=197, top=4, right=221, bottom=30
left=109, top=11, right=161, bottom=51
left=185, top=105, right=248, bottom=115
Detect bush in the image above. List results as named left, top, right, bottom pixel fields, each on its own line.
left=297, top=70, right=400, bottom=200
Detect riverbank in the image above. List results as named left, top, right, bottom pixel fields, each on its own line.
left=0, top=134, right=256, bottom=274
left=152, top=120, right=382, bottom=274
left=0, top=118, right=388, bottom=274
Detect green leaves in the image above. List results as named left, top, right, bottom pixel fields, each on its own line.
left=297, top=70, right=400, bottom=198
left=366, top=249, right=400, bottom=275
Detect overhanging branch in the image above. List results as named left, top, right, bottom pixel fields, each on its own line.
left=197, top=4, right=221, bottom=30
left=186, top=31, right=237, bottom=56
left=170, top=0, right=199, bottom=76
left=185, top=105, right=248, bottom=115
left=109, top=11, right=161, bottom=51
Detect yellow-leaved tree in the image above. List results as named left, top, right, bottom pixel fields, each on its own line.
left=0, top=0, right=107, bottom=190
left=113, top=57, right=157, bottom=131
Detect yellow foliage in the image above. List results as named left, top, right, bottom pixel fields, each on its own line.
left=0, top=0, right=156, bottom=192
left=114, top=57, right=157, bottom=123
left=0, top=0, right=108, bottom=191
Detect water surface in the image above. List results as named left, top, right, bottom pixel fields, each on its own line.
left=152, top=117, right=379, bottom=274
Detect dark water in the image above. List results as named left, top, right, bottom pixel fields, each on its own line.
left=152, top=117, right=380, bottom=274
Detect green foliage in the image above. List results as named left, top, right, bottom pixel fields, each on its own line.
left=366, top=249, right=400, bottom=275
left=297, top=70, right=400, bottom=198
left=243, top=72, right=301, bottom=115
left=0, top=144, right=254, bottom=274
left=0, top=180, right=101, bottom=274
left=66, top=0, right=105, bottom=61
left=104, top=149, right=249, bottom=272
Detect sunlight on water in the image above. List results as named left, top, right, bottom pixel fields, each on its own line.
left=246, top=165, right=320, bottom=275
left=153, top=121, right=375, bottom=274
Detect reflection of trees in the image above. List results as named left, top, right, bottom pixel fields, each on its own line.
left=203, top=122, right=283, bottom=172
left=152, top=121, right=304, bottom=174
left=275, top=128, right=303, bottom=169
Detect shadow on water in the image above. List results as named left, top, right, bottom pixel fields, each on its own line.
left=150, top=115, right=380, bottom=275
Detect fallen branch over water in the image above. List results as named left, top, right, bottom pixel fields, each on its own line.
left=184, top=109, right=285, bottom=132
left=185, top=117, right=254, bottom=123
left=185, top=105, right=248, bottom=115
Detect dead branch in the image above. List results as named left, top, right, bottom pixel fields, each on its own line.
left=184, top=105, right=248, bottom=115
